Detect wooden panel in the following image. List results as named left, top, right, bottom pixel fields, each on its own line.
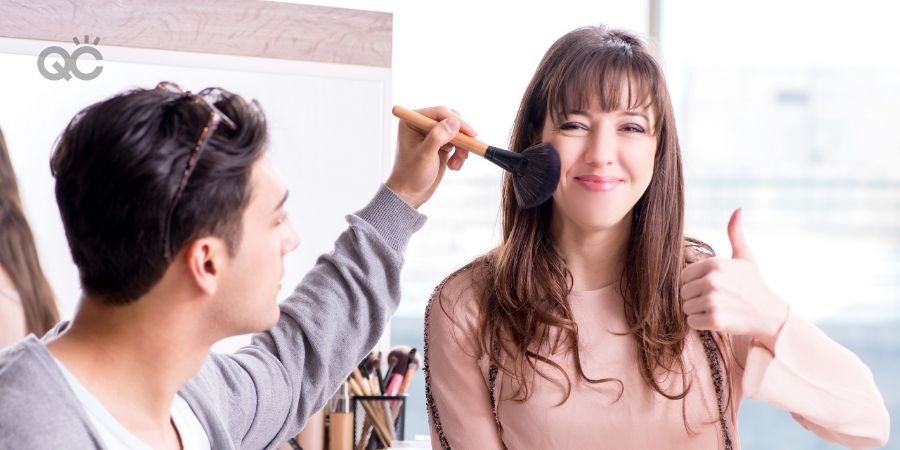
left=0, top=0, right=392, bottom=67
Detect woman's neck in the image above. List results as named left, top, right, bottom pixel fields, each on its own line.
left=551, top=212, right=631, bottom=291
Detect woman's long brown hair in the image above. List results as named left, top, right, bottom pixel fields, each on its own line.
left=447, top=26, right=732, bottom=430
left=0, top=128, right=22, bottom=209
left=1, top=129, right=60, bottom=336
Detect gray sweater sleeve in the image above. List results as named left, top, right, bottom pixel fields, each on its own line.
left=187, top=185, right=426, bottom=449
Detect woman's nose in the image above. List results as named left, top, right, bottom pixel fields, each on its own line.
left=583, top=129, right=616, bottom=167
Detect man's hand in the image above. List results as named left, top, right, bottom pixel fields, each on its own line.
left=386, top=106, right=475, bottom=208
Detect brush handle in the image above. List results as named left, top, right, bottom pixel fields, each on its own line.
left=392, top=106, right=489, bottom=157
left=398, top=364, right=417, bottom=396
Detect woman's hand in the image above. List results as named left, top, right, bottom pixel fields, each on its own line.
left=681, top=209, right=789, bottom=350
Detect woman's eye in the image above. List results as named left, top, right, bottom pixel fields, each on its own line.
left=558, top=122, right=589, bottom=133
left=621, top=124, right=646, bottom=133
left=276, top=212, right=289, bottom=226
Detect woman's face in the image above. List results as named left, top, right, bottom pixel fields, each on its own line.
left=542, top=99, right=657, bottom=233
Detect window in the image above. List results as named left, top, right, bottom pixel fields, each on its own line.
left=661, top=1, right=899, bottom=447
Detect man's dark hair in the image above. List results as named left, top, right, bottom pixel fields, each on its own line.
left=50, top=84, right=268, bottom=305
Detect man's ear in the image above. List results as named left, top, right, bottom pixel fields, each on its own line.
left=183, top=237, right=229, bottom=297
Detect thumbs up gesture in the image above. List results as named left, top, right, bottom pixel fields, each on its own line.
left=681, top=209, right=789, bottom=350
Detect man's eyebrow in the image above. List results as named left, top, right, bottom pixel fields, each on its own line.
left=274, top=190, right=289, bottom=212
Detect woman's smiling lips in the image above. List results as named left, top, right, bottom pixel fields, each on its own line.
left=574, top=175, right=624, bottom=192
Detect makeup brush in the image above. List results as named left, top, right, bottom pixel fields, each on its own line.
left=397, top=348, right=420, bottom=397
left=347, top=376, right=393, bottom=447
left=363, top=352, right=384, bottom=388
left=391, top=348, right=422, bottom=424
left=383, top=346, right=410, bottom=392
left=392, top=106, right=560, bottom=208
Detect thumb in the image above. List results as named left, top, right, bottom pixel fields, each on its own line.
left=421, top=117, right=460, bottom=156
left=727, top=208, right=755, bottom=262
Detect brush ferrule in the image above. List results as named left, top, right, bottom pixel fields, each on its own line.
left=485, top=146, right=528, bottom=177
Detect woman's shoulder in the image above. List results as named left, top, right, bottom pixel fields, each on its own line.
left=0, top=267, right=26, bottom=347
left=426, top=257, right=491, bottom=334
left=684, top=237, right=716, bottom=264
left=431, top=256, right=489, bottom=301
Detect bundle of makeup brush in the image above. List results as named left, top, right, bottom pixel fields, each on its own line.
left=342, top=346, right=420, bottom=450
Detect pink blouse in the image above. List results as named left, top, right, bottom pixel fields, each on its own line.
left=424, top=267, right=890, bottom=449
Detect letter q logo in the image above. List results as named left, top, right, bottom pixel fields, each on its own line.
left=38, top=35, right=104, bottom=81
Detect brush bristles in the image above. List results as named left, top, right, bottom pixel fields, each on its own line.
left=513, top=143, right=560, bottom=209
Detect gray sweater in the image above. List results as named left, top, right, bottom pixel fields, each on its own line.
left=0, top=185, right=426, bottom=449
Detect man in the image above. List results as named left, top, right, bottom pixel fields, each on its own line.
left=0, top=83, right=473, bottom=449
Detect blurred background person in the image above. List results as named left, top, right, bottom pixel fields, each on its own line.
left=0, top=127, right=59, bottom=347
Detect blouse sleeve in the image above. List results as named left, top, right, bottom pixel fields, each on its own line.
left=735, top=308, right=890, bottom=449
left=424, top=266, right=506, bottom=450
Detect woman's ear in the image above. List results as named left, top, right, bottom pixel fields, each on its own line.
left=183, top=237, right=228, bottom=297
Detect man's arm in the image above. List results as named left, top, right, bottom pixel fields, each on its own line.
left=198, top=185, right=423, bottom=448
left=188, top=108, right=475, bottom=448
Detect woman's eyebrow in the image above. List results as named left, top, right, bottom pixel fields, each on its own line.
left=622, top=110, right=650, bottom=122
left=560, top=109, right=651, bottom=123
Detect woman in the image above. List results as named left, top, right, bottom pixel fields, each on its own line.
left=0, top=128, right=60, bottom=347
left=424, top=26, right=889, bottom=449
left=0, top=128, right=22, bottom=209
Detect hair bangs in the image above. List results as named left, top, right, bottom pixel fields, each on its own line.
left=546, top=48, right=662, bottom=134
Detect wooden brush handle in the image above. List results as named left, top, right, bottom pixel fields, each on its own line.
left=347, top=378, right=394, bottom=447
left=392, top=106, right=489, bottom=157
